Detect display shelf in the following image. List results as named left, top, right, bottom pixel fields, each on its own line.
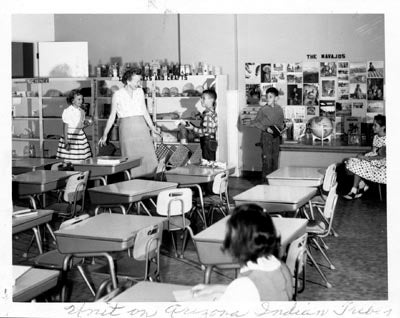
left=13, top=117, right=40, bottom=120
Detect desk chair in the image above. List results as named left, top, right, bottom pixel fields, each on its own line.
left=156, top=188, right=192, bottom=258
left=94, top=223, right=164, bottom=300
left=46, top=171, right=89, bottom=220
left=285, top=233, right=308, bottom=300
left=306, top=182, right=338, bottom=288
left=33, top=214, right=95, bottom=301
left=202, top=171, right=231, bottom=225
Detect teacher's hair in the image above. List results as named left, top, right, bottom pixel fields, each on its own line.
left=122, top=68, right=142, bottom=85
left=222, top=204, right=280, bottom=265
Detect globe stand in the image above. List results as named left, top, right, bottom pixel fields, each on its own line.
left=312, top=132, right=332, bottom=144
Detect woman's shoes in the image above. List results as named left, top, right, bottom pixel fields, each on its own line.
left=343, top=191, right=359, bottom=200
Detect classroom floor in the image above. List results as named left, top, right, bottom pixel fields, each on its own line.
left=12, top=175, right=387, bottom=302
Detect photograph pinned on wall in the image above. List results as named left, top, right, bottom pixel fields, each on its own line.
left=320, top=62, right=337, bottom=77
left=306, top=105, right=319, bottom=118
left=273, top=63, right=285, bottom=72
left=274, top=83, right=287, bottom=105
left=246, top=84, right=261, bottom=105
left=319, top=100, right=336, bottom=122
left=351, top=101, right=366, bottom=117
left=367, top=101, right=384, bottom=113
left=245, top=63, right=261, bottom=84
left=321, top=79, right=336, bottom=98
left=287, top=74, right=303, bottom=84
left=367, top=61, right=384, bottom=78
left=337, top=84, right=350, bottom=100
left=287, top=63, right=302, bottom=73
left=303, top=83, right=319, bottom=106
left=271, top=71, right=286, bottom=83
left=366, top=112, right=382, bottom=124
left=336, top=101, right=352, bottom=116
left=284, top=105, right=306, bottom=120
left=350, top=74, right=367, bottom=83
left=303, top=61, right=319, bottom=83
left=349, top=83, right=367, bottom=99
left=367, top=78, right=384, bottom=100
left=287, top=84, right=302, bottom=105
left=338, top=69, right=349, bottom=81
left=350, top=62, right=367, bottom=75
left=338, top=61, right=349, bottom=69
left=260, top=63, right=272, bottom=83
left=335, top=116, right=344, bottom=135
left=344, top=116, right=362, bottom=135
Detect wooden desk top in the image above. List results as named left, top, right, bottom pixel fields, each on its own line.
left=12, top=170, right=78, bottom=184
left=12, top=209, right=53, bottom=234
left=88, top=179, right=178, bottom=204
left=233, top=185, right=317, bottom=204
left=110, top=281, right=189, bottom=302
left=194, top=216, right=307, bottom=247
left=13, top=266, right=59, bottom=302
left=55, top=214, right=166, bottom=253
left=12, top=158, right=62, bottom=169
left=166, top=165, right=235, bottom=177
left=267, top=166, right=325, bottom=180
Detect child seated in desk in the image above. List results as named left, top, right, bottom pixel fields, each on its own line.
left=191, top=204, right=293, bottom=301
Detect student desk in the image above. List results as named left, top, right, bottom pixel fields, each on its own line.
left=13, top=266, right=60, bottom=302
left=12, top=158, right=63, bottom=175
left=54, top=213, right=166, bottom=289
left=233, top=185, right=317, bottom=215
left=102, top=281, right=189, bottom=302
left=165, top=165, right=235, bottom=227
left=72, top=156, right=142, bottom=185
left=12, top=170, right=79, bottom=209
left=88, top=179, right=178, bottom=215
left=193, top=216, right=308, bottom=283
left=12, top=209, right=54, bottom=254
left=267, top=166, right=325, bottom=187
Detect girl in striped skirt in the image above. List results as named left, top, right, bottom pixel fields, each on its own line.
left=56, top=89, right=92, bottom=163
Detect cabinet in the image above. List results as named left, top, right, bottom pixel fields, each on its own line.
left=12, top=78, right=94, bottom=157
left=12, top=75, right=229, bottom=163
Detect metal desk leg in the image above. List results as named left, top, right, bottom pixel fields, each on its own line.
left=138, top=201, right=152, bottom=216
left=204, top=265, right=214, bottom=284
left=45, top=223, right=56, bottom=242
left=103, top=253, right=118, bottom=289
left=32, top=226, right=43, bottom=254
left=123, top=170, right=131, bottom=180
left=185, top=184, right=207, bottom=228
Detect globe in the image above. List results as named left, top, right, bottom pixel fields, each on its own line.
left=309, top=116, right=334, bottom=139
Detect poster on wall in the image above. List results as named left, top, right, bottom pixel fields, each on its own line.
left=367, top=101, right=385, bottom=113
left=367, top=61, right=384, bottom=77
left=245, top=63, right=261, bottom=84
left=337, top=82, right=350, bottom=100
left=336, top=101, right=352, bottom=116
left=367, top=78, right=384, bottom=100
left=246, top=84, right=261, bottom=105
left=320, top=62, right=337, bottom=77
left=321, top=79, right=336, bottom=98
left=306, top=105, right=319, bottom=118
left=260, top=63, right=272, bottom=83
left=303, top=83, right=319, bottom=106
left=287, top=73, right=303, bottom=84
left=271, top=71, right=286, bottom=83
left=319, top=100, right=336, bottom=121
left=350, top=62, right=367, bottom=75
left=284, top=105, right=306, bottom=120
left=287, top=84, right=302, bottom=105
left=344, top=116, right=362, bottom=135
left=287, top=62, right=302, bottom=73
left=303, top=61, right=319, bottom=83
left=338, top=69, right=349, bottom=81
left=366, top=112, right=382, bottom=123
left=349, top=83, right=367, bottom=99
left=351, top=101, right=367, bottom=117
left=335, top=116, right=344, bottom=135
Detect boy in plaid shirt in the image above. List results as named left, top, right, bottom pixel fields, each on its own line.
left=186, top=89, right=218, bottom=160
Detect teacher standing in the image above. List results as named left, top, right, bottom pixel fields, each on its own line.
left=98, top=68, right=160, bottom=178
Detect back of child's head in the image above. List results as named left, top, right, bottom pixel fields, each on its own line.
left=266, top=87, right=279, bottom=97
left=374, top=114, right=386, bottom=128
left=223, top=204, right=280, bottom=265
left=66, top=89, right=83, bottom=104
left=202, top=89, right=217, bottom=106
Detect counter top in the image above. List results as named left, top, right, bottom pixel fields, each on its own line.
left=280, top=137, right=370, bottom=153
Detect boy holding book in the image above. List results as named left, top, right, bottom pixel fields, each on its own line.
left=251, top=87, right=285, bottom=182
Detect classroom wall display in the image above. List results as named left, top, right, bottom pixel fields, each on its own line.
left=241, top=60, right=385, bottom=141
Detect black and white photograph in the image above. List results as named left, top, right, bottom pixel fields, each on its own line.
left=4, top=7, right=398, bottom=318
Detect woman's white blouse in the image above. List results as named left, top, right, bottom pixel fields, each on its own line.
left=113, top=87, right=146, bottom=118
left=62, top=105, right=84, bottom=128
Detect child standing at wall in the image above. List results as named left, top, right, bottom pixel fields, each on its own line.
left=190, top=204, right=293, bottom=301
left=251, top=87, right=284, bottom=182
left=56, top=89, right=92, bottom=163
left=186, top=89, right=218, bottom=161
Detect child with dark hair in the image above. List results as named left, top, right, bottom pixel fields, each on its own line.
left=56, top=89, right=92, bottom=162
left=186, top=89, right=218, bottom=161
left=344, top=114, right=386, bottom=199
left=250, top=86, right=284, bottom=182
left=191, top=204, right=293, bottom=301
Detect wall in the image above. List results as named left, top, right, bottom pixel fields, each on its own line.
left=235, top=14, right=385, bottom=172
left=12, top=14, right=55, bottom=42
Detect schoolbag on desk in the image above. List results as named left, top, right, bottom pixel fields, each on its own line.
left=98, top=142, right=116, bottom=156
